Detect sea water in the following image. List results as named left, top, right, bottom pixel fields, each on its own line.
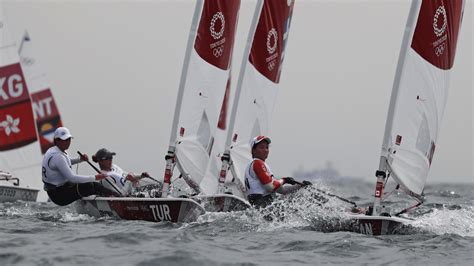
left=1, top=181, right=473, bottom=265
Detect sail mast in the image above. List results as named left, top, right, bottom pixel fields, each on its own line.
left=373, top=0, right=465, bottom=215
left=162, top=1, right=241, bottom=197
left=167, top=1, right=204, bottom=150
left=224, top=0, right=263, bottom=150
left=162, top=0, right=204, bottom=197
left=216, top=0, right=295, bottom=195
left=378, top=0, right=421, bottom=174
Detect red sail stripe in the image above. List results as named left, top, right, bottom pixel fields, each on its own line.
left=411, top=0, right=464, bottom=70
left=194, top=0, right=240, bottom=70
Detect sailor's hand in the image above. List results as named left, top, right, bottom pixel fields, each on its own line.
left=283, top=177, right=297, bottom=185
left=95, top=173, right=108, bottom=181
left=302, top=180, right=312, bottom=186
left=80, top=153, right=89, bottom=162
left=126, top=173, right=141, bottom=183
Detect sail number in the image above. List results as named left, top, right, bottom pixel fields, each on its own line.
left=0, top=188, right=17, bottom=198
left=150, top=204, right=172, bottom=221
left=0, top=74, right=24, bottom=101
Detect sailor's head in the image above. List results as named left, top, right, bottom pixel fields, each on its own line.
left=54, top=127, right=73, bottom=140
left=53, top=127, right=73, bottom=150
left=93, top=148, right=116, bottom=170
left=251, top=135, right=271, bottom=160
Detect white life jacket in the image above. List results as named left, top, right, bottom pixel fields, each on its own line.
left=245, top=159, right=275, bottom=196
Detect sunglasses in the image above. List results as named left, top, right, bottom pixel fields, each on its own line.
left=99, top=156, right=113, bottom=161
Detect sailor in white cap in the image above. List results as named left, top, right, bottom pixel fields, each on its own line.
left=245, top=135, right=312, bottom=207
left=41, top=127, right=119, bottom=206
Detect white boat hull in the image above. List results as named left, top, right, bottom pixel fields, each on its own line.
left=0, top=184, right=39, bottom=202
left=193, top=194, right=250, bottom=212
left=75, top=196, right=205, bottom=223
left=348, top=213, right=412, bottom=235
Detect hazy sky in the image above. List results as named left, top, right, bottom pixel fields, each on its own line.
left=3, top=0, right=472, bottom=184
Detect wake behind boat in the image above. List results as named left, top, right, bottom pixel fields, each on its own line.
left=346, top=0, right=465, bottom=235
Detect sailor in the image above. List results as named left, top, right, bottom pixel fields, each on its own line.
left=42, top=127, right=119, bottom=206
left=245, top=135, right=312, bottom=208
left=92, top=148, right=152, bottom=195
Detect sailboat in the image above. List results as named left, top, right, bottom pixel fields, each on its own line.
left=160, top=0, right=241, bottom=202
left=349, top=0, right=465, bottom=235
left=0, top=4, right=41, bottom=202
left=76, top=0, right=240, bottom=223
left=196, top=0, right=296, bottom=211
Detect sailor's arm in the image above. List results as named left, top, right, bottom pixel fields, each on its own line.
left=253, top=160, right=284, bottom=193
left=52, top=155, right=97, bottom=183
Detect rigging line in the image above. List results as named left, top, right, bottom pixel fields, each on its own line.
left=381, top=186, right=398, bottom=202
left=394, top=200, right=423, bottom=217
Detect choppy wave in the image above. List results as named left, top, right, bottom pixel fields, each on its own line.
left=1, top=182, right=473, bottom=265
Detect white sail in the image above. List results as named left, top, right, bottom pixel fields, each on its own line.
left=19, top=31, right=64, bottom=155
left=209, top=0, right=295, bottom=196
left=162, top=0, right=240, bottom=196
left=0, top=6, right=44, bottom=200
left=379, top=0, right=465, bottom=197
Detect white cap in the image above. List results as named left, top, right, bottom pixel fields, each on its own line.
left=250, top=135, right=271, bottom=149
left=53, top=127, right=73, bottom=140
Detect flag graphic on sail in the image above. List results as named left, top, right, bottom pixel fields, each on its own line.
left=1, top=5, right=44, bottom=200
left=162, top=0, right=240, bottom=195
left=19, top=31, right=64, bottom=154
left=207, top=0, right=295, bottom=196
left=381, top=0, right=465, bottom=196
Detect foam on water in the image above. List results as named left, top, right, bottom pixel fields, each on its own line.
left=411, top=206, right=474, bottom=237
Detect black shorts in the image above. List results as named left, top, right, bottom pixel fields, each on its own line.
left=47, top=182, right=119, bottom=206
left=247, top=193, right=274, bottom=208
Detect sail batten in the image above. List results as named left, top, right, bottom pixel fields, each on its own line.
left=379, top=0, right=465, bottom=197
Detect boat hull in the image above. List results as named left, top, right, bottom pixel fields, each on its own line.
left=75, top=196, right=205, bottom=223
left=0, top=185, right=39, bottom=202
left=348, top=214, right=412, bottom=235
left=193, top=194, right=250, bottom=212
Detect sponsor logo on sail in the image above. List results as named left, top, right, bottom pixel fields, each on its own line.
left=432, top=5, right=447, bottom=57
left=209, top=11, right=226, bottom=58
left=266, top=28, right=278, bottom=70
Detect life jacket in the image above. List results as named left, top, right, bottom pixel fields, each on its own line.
left=244, top=159, right=283, bottom=196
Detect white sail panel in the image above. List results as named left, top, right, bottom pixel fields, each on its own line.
left=175, top=49, right=230, bottom=185
left=213, top=0, right=295, bottom=196
left=166, top=0, right=240, bottom=192
left=20, top=32, right=64, bottom=155
left=383, top=0, right=465, bottom=196
left=1, top=8, right=44, bottom=200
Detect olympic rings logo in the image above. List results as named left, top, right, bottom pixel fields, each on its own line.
left=210, top=12, right=225, bottom=40
left=267, top=28, right=278, bottom=54
left=434, top=43, right=446, bottom=56
left=267, top=60, right=276, bottom=71
left=433, top=5, right=447, bottom=37
left=213, top=45, right=224, bottom=57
